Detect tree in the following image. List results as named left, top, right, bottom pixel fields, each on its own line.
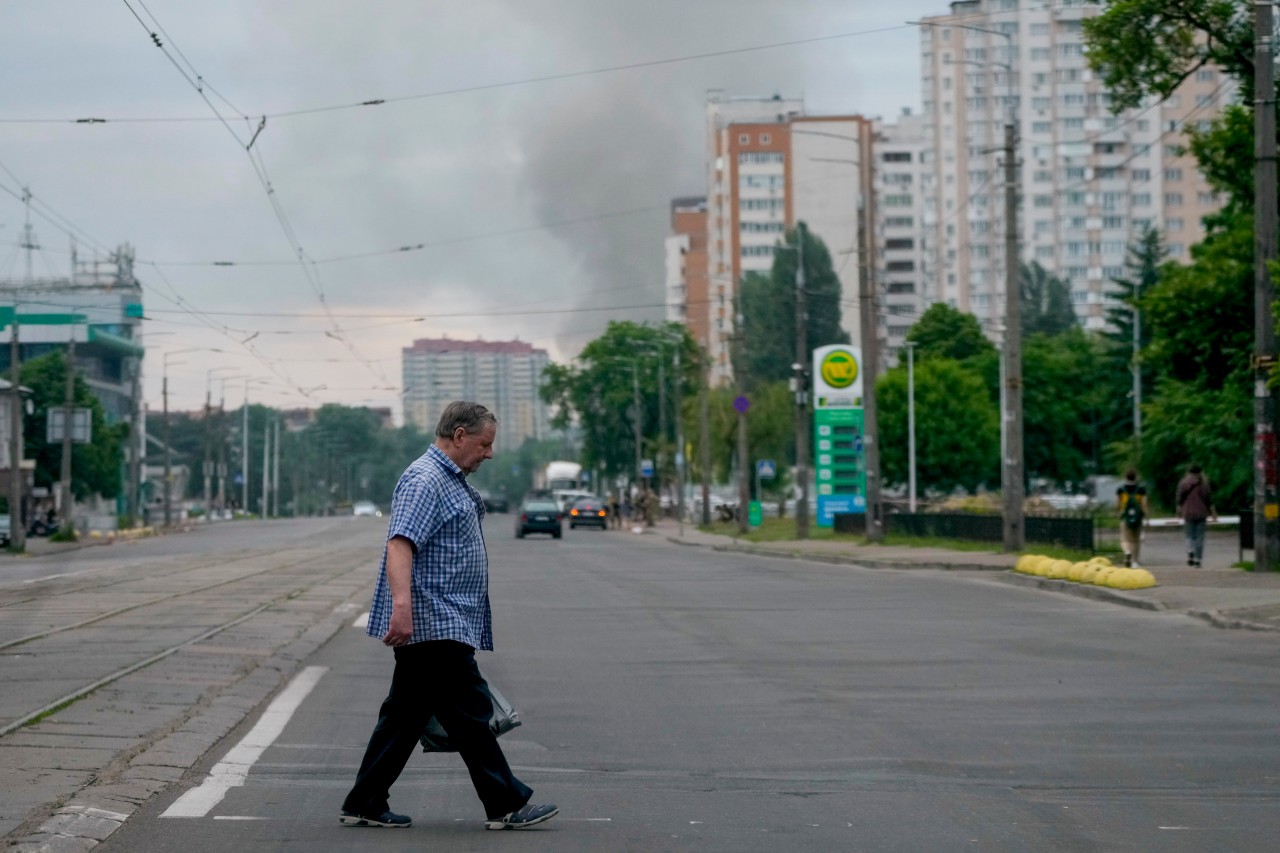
left=901, top=303, right=996, bottom=364
left=876, top=359, right=999, bottom=495
left=1021, top=262, right=1077, bottom=338
left=20, top=351, right=125, bottom=500
left=1083, top=1, right=1256, bottom=113
left=540, top=321, right=699, bottom=488
left=739, top=223, right=849, bottom=387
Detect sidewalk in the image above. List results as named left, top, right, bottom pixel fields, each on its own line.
left=651, top=519, right=1280, bottom=633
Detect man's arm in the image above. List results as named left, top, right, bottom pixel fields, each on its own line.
left=382, top=535, right=416, bottom=647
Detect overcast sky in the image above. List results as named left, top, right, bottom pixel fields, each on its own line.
left=1, top=0, right=947, bottom=420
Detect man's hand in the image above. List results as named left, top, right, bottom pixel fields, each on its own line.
left=383, top=608, right=413, bottom=647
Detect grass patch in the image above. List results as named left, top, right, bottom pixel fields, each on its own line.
left=700, top=517, right=850, bottom=542
left=49, top=526, right=78, bottom=543
left=1236, top=560, right=1255, bottom=571
left=24, top=696, right=78, bottom=727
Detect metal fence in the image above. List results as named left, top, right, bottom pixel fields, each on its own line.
left=834, top=511, right=1094, bottom=551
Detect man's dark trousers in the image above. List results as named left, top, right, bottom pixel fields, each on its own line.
left=342, top=640, right=532, bottom=820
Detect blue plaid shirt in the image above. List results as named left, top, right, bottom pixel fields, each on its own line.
left=366, top=444, right=493, bottom=650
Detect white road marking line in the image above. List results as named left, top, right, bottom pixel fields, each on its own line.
left=1159, top=826, right=1192, bottom=830
left=161, top=666, right=328, bottom=818
left=352, top=612, right=369, bottom=629
left=214, top=816, right=269, bottom=821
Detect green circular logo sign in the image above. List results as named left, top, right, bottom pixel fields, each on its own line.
left=820, top=349, right=858, bottom=389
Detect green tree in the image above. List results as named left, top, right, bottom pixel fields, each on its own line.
left=901, top=303, right=996, bottom=365
left=540, top=321, right=699, bottom=488
left=876, top=359, right=999, bottom=495
left=20, top=351, right=125, bottom=499
left=1021, top=262, right=1077, bottom=338
left=740, top=223, right=849, bottom=387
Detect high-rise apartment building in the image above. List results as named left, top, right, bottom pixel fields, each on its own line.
left=401, top=338, right=551, bottom=452
left=702, top=92, right=874, bottom=385
left=875, top=110, right=931, bottom=363
left=665, top=197, right=709, bottom=348
left=920, top=0, right=1229, bottom=333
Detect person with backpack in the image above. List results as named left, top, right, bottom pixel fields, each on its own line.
left=1116, top=469, right=1149, bottom=567
left=1176, top=464, right=1217, bottom=567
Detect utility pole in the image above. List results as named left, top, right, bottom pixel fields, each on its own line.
left=857, top=144, right=884, bottom=542
left=262, top=419, right=270, bottom=517
left=632, top=365, right=642, bottom=492
left=699, top=353, right=711, bottom=526
left=794, top=224, right=810, bottom=539
left=1001, top=117, right=1025, bottom=552
left=128, top=355, right=142, bottom=526
left=241, top=392, right=249, bottom=515
left=59, top=333, right=76, bottom=532
left=8, top=315, right=25, bottom=551
left=163, top=373, right=172, bottom=527
left=907, top=341, right=917, bottom=513
left=203, top=386, right=212, bottom=522
left=673, top=344, right=684, bottom=528
left=735, top=284, right=749, bottom=534
left=1255, top=0, right=1279, bottom=571
left=273, top=416, right=280, bottom=517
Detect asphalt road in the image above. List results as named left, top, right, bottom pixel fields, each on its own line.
left=65, top=517, right=1280, bottom=852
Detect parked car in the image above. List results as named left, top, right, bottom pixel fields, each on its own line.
left=567, top=496, right=608, bottom=530
left=0, top=513, right=9, bottom=547
left=516, top=498, right=562, bottom=539
left=352, top=501, right=382, bottom=518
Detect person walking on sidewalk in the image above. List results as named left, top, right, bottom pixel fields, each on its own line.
left=340, top=401, right=557, bottom=832
left=1176, top=464, right=1217, bottom=567
left=1116, top=469, right=1149, bottom=568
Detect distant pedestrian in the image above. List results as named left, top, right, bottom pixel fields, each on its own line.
left=622, top=493, right=633, bottom=525
left=1176, top=464, right=1217, bottom=567
left=1116, top=469, right=1149, bottom=568
left=340, top=401, right=557, bottom=832
left=608, top=493, right=620, bottom=530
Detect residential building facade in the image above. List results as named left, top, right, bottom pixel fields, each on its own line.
left=919, top=0, right=1228, bottom=333
left=665, top=196, right=709, bottom=348
left=401, top=338, right=551, bottom=452
left=702, top=92, right=874, bottom=385
left=875, top=110, right=931, bottom=363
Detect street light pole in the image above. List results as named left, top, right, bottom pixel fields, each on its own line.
left=906, top=341, right=917, bottom=513
left=794, top=225, right=810, bottom=539
left=1254, top=0, right=1279, bottom=571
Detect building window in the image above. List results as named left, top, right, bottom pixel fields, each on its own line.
left=759, top=133, right=771, bottom=144
left=1132, top=193, right=1153, bottom=207
left=1166, top=218, right=1184, bottom=232
left=885, top=238, right=915, bottom=250
left=884, top=216, right=914, bottom=227
left=886, top=281, right=915, bottom=294
left=738, top=133, right=750, bottom=144
left=1164, top=167, right=1183, bottom=181
left=886, top=260, right=915, bottom=272
left=1164, top=192, right=1183, bottom=207
left=1131, top=168, right=1150, bottom=181
left=882, top=151, right=911, bottom=162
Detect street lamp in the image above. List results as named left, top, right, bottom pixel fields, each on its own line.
left=905, top=341, right=917, bottom=513
left=239, top=377, right=272, bottom=516
left=913, top=16, right=1024, bottom=550
left=203, top=367, right=240, bottom=522
left=162, top=347, right=222, bottom=527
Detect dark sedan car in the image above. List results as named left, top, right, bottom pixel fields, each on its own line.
left=515, top=499, right=562, bottom=539
left=567, top=496, right=608, bottom=530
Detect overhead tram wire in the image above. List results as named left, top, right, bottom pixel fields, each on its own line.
left=6, top=2, right=1079, bottom=126
left=118, top=0, right=386, bottom=386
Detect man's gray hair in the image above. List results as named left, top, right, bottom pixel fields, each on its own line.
left=435, top=401, right=498, bottom=438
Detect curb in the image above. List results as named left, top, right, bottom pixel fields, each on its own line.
left=675, top=538, right=1011, bottom=572
left=988, top=570, right=1165, bottom=611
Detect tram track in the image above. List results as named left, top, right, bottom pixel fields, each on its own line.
left=0, top=541, right=374, bottom=736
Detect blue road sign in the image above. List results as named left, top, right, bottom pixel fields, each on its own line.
left=640, top=459, right=655, bottom=478
left=756, top=459, right=776, bottom=478
left=733, top=395, right=750, bottom=414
